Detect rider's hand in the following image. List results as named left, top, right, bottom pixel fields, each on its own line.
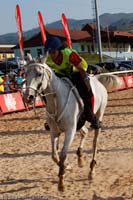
left=84, top=76, right=91, bottom=91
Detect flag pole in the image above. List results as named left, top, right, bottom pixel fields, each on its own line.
left=38, top=11, right=47, bottom=45
left=15, top=4, right=24, bottom=63
left=61, top=13, right=72, bottom=48
left=94, top=0, right=103, bottom=63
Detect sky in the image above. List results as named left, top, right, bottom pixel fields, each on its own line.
left=0, top=0, right=133, bottom=35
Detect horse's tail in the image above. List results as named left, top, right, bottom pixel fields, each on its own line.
left=96, top=74, right=120, bottom=92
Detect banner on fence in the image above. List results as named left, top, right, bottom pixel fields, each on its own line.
left=0, top=72, right=132, bottom=115
left=117, top=75, right=133, bottom=90
left=123, top=75, right=133, bottom=88
left=0, top=92, right=26, bottom=114
left=117, top=76, right=126, bottom=90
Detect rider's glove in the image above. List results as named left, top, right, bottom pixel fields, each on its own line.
left=84, top=75, right=91, bottom=91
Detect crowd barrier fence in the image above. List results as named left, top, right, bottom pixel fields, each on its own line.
left=0, top=91, right=44, bottom=115
left=105, top=70, right=133, bottom=90
left=0, top=70, right=133, bottom=115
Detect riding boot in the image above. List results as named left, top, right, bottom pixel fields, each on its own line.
left=89, top=111, right=101, bottom=129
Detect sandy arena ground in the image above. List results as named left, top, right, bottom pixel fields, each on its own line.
left=0, top=88, right=133, bottom=200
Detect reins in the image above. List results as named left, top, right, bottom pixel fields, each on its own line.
left=56, top=85, right=75, bottom=122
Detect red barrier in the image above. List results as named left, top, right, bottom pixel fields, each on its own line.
left=0, top=92, right=26, bottom=114
left=117, top=76, right=127, bottom=90
left=26, top=95, right=44, bottom=109
left=35, top=96, right=44, bottom=107
left=123, top=75, right=133, bottom=88
left=0, top=73, right=132, bottom=115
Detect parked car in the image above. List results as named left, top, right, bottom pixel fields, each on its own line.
left=120, top=60, right=133, bottom=66
left=119, top=61, right=133, bottom=70
left=118, top=63, right=132, bottom=71
left=87, top=64, right=103, bottom=74
left=0, top=61, right=18, bottom=73
left=96, top=61, right=118, bottom=71
left=0, top=70, right=4, bottom=76
left=7, top=57, right=27, bottom=68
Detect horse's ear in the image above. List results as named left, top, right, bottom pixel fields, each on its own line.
left=41, top=52, right=49, bottom=64
left=27, top=53, right=33, bottom=63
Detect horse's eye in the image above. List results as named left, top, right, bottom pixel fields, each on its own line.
left=38, top=73, right=42, bottom=77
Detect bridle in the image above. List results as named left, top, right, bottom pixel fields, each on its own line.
left=26, top=63, right=53, bottom=96
left=26, top=63, right=57, bottom=117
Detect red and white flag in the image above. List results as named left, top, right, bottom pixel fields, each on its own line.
left=38, top=11, right=46, bottom=45
left=15, top=4, right=24, bottom=62
left=61, top=13, right=72, bottom=48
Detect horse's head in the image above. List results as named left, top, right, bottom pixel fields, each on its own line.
left=24, top=53, right=51, bottom=104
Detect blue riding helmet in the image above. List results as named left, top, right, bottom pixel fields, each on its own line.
left=45, top=37, right=62, bottom=53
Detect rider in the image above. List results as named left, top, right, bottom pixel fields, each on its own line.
left=44, top=36, right=100, bottom=129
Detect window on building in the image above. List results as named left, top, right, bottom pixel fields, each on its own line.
left=81, top=45, right=85, bottom=52
left=37, top=48, right=42, bottom=57
left=87, top=45, right=91, bottom=53
left=91, top=45, right=94, bottom=52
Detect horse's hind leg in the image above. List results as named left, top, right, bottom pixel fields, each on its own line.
left=88, top=128, right=101, bottom=180
left=77, top=125, right=88, bottom=167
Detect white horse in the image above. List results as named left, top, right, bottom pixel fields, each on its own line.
left=24, top=54, right=119, bottom=191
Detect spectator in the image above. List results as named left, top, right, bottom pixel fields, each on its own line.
left=16, top=69, right=24, bottom=89
left=9, top=74, right=19, bottom=92
left=3, top=73, right=10, bottom=93
left=0, top=76, right=4, bottom=93
left=8, top=69, right=16, bottom=80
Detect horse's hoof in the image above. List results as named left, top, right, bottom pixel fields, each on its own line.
left=88, top=171, right=95, bottom=181
left=78, top=158, right=84, bottom=168
left=58, top=184, right=65, bottom=192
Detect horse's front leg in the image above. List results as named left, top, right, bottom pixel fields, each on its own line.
left=88, top=128, right=101, bottom=180
left=76, top=125, right=88, bottom=167
left=58, top=127, right=76, bottom=191
left=51, top=134, right=60, bottom=164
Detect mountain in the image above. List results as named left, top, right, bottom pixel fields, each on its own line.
left=0, top=13, right=133, bottom=44
left=99, top=13, right=133, bottom=32
left=0, top=28, right=40, bottom=44
left=0, top=19, right=92, bottom=44
left=45, top=18, right=92, bottom=29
